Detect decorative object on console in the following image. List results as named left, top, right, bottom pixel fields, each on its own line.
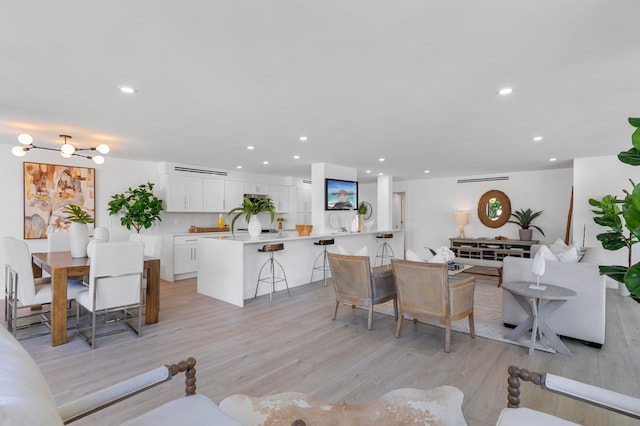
left=12, top=133, right=109, bottom=164
left=530, top=250, right=547, bottom=290
left=477, top=189, right=511, bottom=228
left=108, top=183, right=164, bottom=234
left=453, top=211, right=469, bottom=238
left=229, top=196, right=276, bottom=237
left=64, top=204, right=94, bottom=258
left=295, top=224, right=313, bottom=236
left=508, top=208, right=545, bottom=241
left=588, top=117, right=640, bottom=300
left=276, top=217, right=285, bottom=229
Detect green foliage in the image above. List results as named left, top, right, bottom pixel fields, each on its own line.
left=358, top=201, right=368, bottom=215
left=589, top=117, right=640, bottom=298
left=108, top=182, right=164, bottom=233
left=507, top=208, right=545, bottom=236
left=64, top=204, right=95, bottom=224
left=228, top=196, right=275, bottom=235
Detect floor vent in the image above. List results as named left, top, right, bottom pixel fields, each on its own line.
left=173, top=166, right=228, bottom=176
left=457, top=176, right=509, bottom=184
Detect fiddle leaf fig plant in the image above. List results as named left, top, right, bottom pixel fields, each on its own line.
left=589, top=117, right=640, bottom=299
left=108, top=182, right=164, bottom=233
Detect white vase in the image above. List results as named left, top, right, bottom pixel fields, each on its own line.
left=69, top=222, right=89, bottom=258
left=619, top=282, right=631, bottom=297
left=248, top=215, right=262, bottom=238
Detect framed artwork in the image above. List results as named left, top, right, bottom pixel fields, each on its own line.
left=23, top=162, right=95, bottom=239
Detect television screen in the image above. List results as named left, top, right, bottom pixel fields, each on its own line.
left=325, top=178, right=358, bottom=210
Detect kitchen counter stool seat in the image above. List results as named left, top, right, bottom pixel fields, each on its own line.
left=310, top=238, right=335, bottom=286
left=255, top=243, right=290, bottom=302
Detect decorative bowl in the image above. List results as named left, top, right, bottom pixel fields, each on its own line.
left=295, top=224, right=313, bottom=236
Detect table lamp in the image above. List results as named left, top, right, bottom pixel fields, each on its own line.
left=530, top=251, right=547, bottom=290
left=453, top=211, right=469, bottom=238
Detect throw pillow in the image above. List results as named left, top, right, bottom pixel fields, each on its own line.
left=427, top=253, right=446, bottom=263
left=406, top=249, right=425, bottom=262
left=537, top=245, right=558, bottom=262
left=556, top=245, right=580, bottom=262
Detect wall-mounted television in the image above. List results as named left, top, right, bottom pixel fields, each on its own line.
left=325, top=178, right=358, bottom=210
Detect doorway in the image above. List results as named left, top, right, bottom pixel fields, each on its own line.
left=392, top=192, right=405, bottom=255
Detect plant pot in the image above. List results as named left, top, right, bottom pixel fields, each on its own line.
left=69, top=222, right=89, bottom=258
left=518, top=229, right=533, bottom=241
left=248, top=216, right=262, bottom=238
left=619, top=282, right=631, bottom=297
left=357, top=214, right=365, bottom=233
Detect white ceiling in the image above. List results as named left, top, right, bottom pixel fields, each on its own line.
left=2, top=1, right=639, bottom=182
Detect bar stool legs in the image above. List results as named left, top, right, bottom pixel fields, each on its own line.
left=255, top=243, right=290, bottom=302
left=375, top=233, right=395, bottom=266
left=310, top=239, right=335, bottom=286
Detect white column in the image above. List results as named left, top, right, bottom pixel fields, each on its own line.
left=377, top=175, right=393, bottom=231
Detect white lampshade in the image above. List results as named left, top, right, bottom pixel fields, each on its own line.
left=18, top=133, right=33, bottom=145
left=96, top=144, right=110, bottom=154
left=61, top=143, right=75, bottom=155
left=11, top=146, right=27, bottom=157
left=92, top=155, right=105, bottom=165
left=453, top=211, right=469, bottom=226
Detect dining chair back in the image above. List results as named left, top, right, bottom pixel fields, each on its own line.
left=75, top=241, right=144, bottom=348
left=327, top=252, right=397, bottom=330
left=391, top=259, right=476, bottom=352
left=47, top=232, right=71, bottom=252
left=129, top=234, right=162, bottom=258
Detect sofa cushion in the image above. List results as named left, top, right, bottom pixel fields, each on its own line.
left=406, top=249, right=425, bottom=262
left=497, top=407, right=579, bottom=425
left=219, top=386, right=467, bottom=425
left=0, top=325, right=64, bottom=426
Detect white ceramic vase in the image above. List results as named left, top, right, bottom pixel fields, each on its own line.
left=69, top=222, right=89, bottom=258
left=248, top=215, right=262, bottom=238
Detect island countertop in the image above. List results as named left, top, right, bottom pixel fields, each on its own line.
left=196, top=229, right=404, bottom=306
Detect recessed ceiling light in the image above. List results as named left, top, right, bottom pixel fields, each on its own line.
left=498, top=87, right=513, bottom=95
left=366, top=170, right=371, bottom=174
left=533, top=136, right=543, bottom=142
left=263, top=161, right=269, bottom=165
left=119, top=86, right=137, bottom=94
left=293, top=155, right=300, bottom=159
left=378, top=158, right=385, bottom=162
left=299, top=136, right=308, bottom=142
left=379, top=172, right=384, bottom=176
left=549, top=158, right=557, bottom=162
left=247, top=146, right=254, bottom=150
left=424, top=170, right=430, bottom=174
left=236, top=165, right=242, bottom=169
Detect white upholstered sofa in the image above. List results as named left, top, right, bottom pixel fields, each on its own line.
left=502, top=245, right=607, bottom=347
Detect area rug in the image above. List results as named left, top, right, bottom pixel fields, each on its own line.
left=372, top=280, right=556, bottom=353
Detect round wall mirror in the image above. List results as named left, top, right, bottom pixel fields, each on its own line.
left=477, top=190, right=511, bottom=228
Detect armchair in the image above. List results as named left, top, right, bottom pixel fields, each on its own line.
left=391, top=259, right=475, bottom=353
left=327, top=252, right=397, bottom=330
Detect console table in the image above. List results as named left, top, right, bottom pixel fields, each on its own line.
left=449, top=238, right=539, bottom=260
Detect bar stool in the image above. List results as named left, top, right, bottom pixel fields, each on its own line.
left=375, top=233, right=395, bottom=266
left=310, top=238, right=335, bottom=286
left=255, top=243, right=290, bottom=302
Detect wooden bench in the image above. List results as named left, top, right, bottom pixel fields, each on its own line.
left=454, top=257, right=503, bottom=286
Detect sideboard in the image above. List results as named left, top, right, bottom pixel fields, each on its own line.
left=449, top=238, right=539, bottom=260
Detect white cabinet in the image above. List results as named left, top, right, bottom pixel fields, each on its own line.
left=270, top=185, right=291, bottom=213
left=225, top=181, right=244, bottom=210
left=296, top=185, right=312, bottom=213
left=242, top=182, right=269, bottom=195
left=203, top=179, right=225, bottom=212
left=165, top=176, right=203, bottom=212
left=173, top=236, right=199, bottom=275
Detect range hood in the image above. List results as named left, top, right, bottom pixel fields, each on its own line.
left=244, top=193, right=270, bottom=200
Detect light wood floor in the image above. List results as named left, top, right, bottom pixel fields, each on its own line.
left=10, top=279, right=640, bottom=425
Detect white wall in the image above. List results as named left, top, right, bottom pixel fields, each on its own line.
left=391, top=168, right=574, bottom=258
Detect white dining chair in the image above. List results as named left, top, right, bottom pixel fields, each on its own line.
left=129, top=234, right=162, bottom=304
left=3, top=237, right=86, bottom=338
left=75, top=241, right=144, bottom=348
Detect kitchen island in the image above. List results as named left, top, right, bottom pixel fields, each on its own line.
left=196, top=230, right=404, bottom=306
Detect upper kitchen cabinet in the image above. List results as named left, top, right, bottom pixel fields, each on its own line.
left=224, top=181, right=244, bottom=210
left=270, top=185, right=291, bottom=213
left=203, top=179, right=225, bottom=212
left=165, top=175, right=204, bottom=212
left=242, top=182, right=269, bottom=195
left=296, top=185, right=312, bottom=213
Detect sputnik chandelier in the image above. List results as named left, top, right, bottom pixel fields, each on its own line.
left=11, top=133, right=110, bottom=164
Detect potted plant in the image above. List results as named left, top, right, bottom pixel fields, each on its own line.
left=108, top=182, right=164, bottom=233
left=508, top=208, right=545, bottom=241
left=357, top=201, right=370, bottom=233
left=589, top=117, right=640, bottom=300
left=63, top=204, right=94, bottom=257
left=229, top=196, right=276, bottom=238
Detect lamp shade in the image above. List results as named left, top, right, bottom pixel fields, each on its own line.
left=453, top=211, right=469, bottom=226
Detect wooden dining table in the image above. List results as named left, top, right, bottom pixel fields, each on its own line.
left=31, top=251, right=161, bottom=346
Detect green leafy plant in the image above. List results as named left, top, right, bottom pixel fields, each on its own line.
left=358, top=201, right=368, bottom=215
left=108, top=182, right=164, bottom=233
left=589, top=117, right=640, bottom=299
left=64, top=204, right=95, bottom=224
left=229, top=196, right=275, bottom=235
left=507, top=208, right=545, bottom=236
